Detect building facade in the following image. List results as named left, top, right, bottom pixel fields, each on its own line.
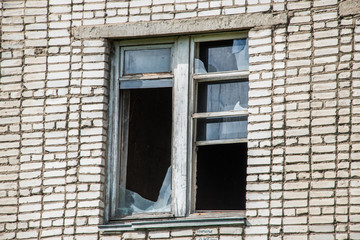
left=1, top=0, right=360, bottom=239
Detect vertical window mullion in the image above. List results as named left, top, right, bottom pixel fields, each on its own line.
left=172, top=36, right=190, bottom=217
left=109, top=43, right=121, bottom=219
left=188, top=37, right=196, bottom=214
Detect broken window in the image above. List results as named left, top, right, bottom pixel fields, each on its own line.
left=117, top=88, right=172, bottom=216
left=195, top=38, right=249, bottom=73
left=192, top=34, right=249, bottom=211
left=108, top=33, right=249, bottom=220
left=111, top=43, right=174, bottom=218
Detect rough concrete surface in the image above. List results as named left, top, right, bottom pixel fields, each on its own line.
left=339, top=0, right=360, bottom=16
left=74, top=13, right=287, bottom=39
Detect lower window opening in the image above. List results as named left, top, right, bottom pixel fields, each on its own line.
left=117, top=87, right=172, bottom=216
left=196, top=142, right=247, bottom=211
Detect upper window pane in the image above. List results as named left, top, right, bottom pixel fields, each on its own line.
left=197, top=80, right=249, bottom=113
left=124, top=48, right=172, bottom=75
left=195, top=38, right=249, bottom=73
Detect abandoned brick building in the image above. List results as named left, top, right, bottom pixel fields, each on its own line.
left=1, top=0, right=360, bottom=239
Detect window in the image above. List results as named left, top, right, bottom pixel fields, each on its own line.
left=191, top=35, right=249, bottom=212
left=107, top=33, right=249, bottom=221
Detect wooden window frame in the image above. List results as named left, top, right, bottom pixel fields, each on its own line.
left=189, top=32, right=249, bottom=214
left=106, top=32, right=248, bottom=223
left=107, top=36, right=190, bottom=222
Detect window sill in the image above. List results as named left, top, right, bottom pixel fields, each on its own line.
left=100, top=214, right=246, bottom=233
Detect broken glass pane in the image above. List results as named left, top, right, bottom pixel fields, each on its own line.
left=197, top=80, right=249, bottom=113
left=197, top=116, right=248, bottom=141
left=195, top=58, right=207, bottom=74
left=195, top=38, right=249, bottom=73
left=116, top=88, right=172, bottom=216
left=117, top=167, right=172, bottom=216
left=124, top=48, right=171, bottom=75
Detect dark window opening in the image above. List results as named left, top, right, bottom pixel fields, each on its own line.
left=195, top=143, right=247, bottom=211
left=126, top=88, right=172, bottom=202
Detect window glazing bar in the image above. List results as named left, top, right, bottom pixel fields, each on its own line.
left=119, top=73, right=173, bottom=81
left=119, top=79, right=173, bottom=89
left=193, top=71, right=249, bottom=82
left=192, top=110, right=248, bottom=119
left=172, top=36, right=190, bottom=217
left=196, top=138, right=247, bottom=146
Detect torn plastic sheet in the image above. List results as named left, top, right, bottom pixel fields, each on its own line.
left=117, top=166, right=171, bottom=216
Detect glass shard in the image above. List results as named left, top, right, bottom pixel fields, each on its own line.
left=196, top=38, right=249, bottom=73
left=117, top=167, right=172, bottom=215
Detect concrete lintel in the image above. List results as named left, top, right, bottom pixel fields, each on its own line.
left=74, top=13, right=287, bottom=39
left=339, top=0, right=360, bottom=17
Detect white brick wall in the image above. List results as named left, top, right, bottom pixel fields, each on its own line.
left=1, top=0, right=360, bottom=239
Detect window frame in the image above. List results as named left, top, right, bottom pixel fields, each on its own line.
left=117, top=43, right=175, bottom=219
left=106, top=32, right=248, bottom=223
left=108, top=36, right=190, bottom=221
left=189, top=32, right=249, bottom=214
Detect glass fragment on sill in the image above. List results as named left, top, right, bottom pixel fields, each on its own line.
left=117, top=166, right=171, bottom=216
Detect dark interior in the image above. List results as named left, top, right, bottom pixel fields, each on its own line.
left=126, top=87, right=172, bottom=201
left=196, top=142, right=247, bottom=210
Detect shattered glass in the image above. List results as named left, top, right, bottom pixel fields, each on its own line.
left=117, top=166, right=171, bottom=216
left=195, top=38, right=249, bottom=73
